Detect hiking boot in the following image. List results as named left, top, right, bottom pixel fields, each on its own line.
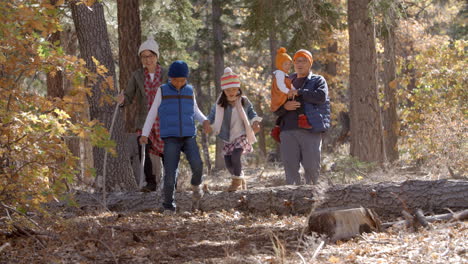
left=158, top=206, right=176, bottom=215
left=191, top=185, right=203, bottom=200
left=298, top=114, right=312, bottom=129
left=227, top=178, right=247, bottom=192
left=163, top=209, right=176, bottom=216
left=140, top=184, right=156, bottom=192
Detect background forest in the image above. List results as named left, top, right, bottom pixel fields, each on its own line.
left=0, top=0, right=466, bottom=263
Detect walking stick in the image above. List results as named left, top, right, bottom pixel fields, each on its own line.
left=102, top=101, right=120, bottom=209
left=139, top=143, right=147, bottom=188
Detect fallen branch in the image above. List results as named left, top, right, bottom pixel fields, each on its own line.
left=0, top=243, right=10, bottom=253
left=0, top=202, right=41, bottom=229
left=311, top=240, right=325, bottom=260
left=12, top=224, right=46, bottom=248
left=415, top=209, right=431, bottom=229
left=382, top=209, right=468, bottom=229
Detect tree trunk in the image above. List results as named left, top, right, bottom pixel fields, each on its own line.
left=322, top=41, right=338, bottom=152
left=46, top=0, right=64, bottom=99
left=382, top=26, right=399, bottom=162
left=348, top=0, right=385, bottom=164
left=192, top=66, right=212, bottom=174
left=117, top=0, right=141, bottom=133
left=269, top=28, right=277, bottom=74
left=255, top=96, right=266, bottom=159
left=70, top=1, right=136, bottom=191
left=46, top=32, right=64, bottom=98
left=212, top=0, right=225, bottom=170
left=269, top=28, right=281, bottom=161
left=75, top=180, right=468, bottom=220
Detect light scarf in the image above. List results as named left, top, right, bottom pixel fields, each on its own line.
left=212, top=96, right=256, bottom=144
left=143, top=66, right=164, bottom=155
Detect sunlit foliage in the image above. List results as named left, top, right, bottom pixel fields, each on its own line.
left=0, top=0, right=113, bottom=210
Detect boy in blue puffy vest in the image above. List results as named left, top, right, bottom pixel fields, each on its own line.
left=140, top=60, right=211, bottom=213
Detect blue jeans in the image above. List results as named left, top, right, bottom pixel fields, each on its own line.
left=162, top=136, right=203, bottom=210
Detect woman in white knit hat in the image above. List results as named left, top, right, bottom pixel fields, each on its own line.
left=207, top=67, right=262, bottom=191
left=117, top=36, right=166, bottom=192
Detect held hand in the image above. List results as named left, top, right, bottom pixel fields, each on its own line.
left=139, top=136, right=148, bottom=145
left=284, top=100, right=301, bottom=111
left=287, top=89, right=298, bottom=99
left=252, top=121, right=261, bottom=133
left=117, top=92, right=125, bottom=105
left=203, top=120, right=212, bottom=134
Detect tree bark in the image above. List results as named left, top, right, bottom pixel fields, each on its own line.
left=70, top=1, right=136, bottom=191
left=382, top=25, right=399, bottom=162
left=46, top=0, right=64, bottom=99
left=348, top=0, right=385, bottom=164
left=268, top=27, right=277, bottom=74
left=192, top=66, right=212, bottom=174
left=322, top=41, right=338, bottom=152
left=255, top=96, right=267, bottom=158
left=46, top=31, right=64, bottom=98
left=268, top=27, right=281, bottom=161
left=117, top=0, right=141, bottom=133
left=74, top=180, right=468, bottom=219
left=212, top=0, right=225, bottom=170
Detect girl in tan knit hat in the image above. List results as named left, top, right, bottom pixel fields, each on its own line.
left=207, top=67, right=262, bottom=191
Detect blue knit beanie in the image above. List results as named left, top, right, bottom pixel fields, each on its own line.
left=168, top=60, right=189, bottom=78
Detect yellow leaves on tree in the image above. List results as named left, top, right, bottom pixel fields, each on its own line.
left=399, top=39, right=467, bottom=174
left=0, top=1, right=116, bottom=211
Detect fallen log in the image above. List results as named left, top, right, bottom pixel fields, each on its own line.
left=73, top=179, right=468, bottom=218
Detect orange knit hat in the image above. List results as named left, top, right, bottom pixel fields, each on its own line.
left=275, top=47, right=292, bottom=72
left=293, top=49, right=313, bottom=65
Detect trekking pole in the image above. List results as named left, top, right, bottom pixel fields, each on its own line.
left=139, top=143, right=147, bottom=189
left=102, top=100, right=120, bottom=209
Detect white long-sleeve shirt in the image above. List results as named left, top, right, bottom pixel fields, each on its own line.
left=142, top=90, right=207, bottom=137
left=273, top=70, right=295, bottom=94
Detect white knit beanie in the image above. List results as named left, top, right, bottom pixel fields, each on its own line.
left=138, top=36, right=160, bottom=58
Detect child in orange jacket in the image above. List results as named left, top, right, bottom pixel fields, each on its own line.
left=270, top=47, right=311, bottom=142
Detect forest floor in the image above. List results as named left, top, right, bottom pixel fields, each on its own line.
left=1, top=154, right=467, bottom=263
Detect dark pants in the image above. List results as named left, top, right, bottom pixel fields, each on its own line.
left=224, top=148, right=243, bottom=177
left=137, top=136, right=156, bottom=190
left=162, top=136, right=203, bottom=210
left=275, top=96, right=307, bottom=126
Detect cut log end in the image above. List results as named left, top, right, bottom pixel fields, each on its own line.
left=307, top=207, right=381, bottom=242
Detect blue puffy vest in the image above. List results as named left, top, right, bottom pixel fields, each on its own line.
left=302, top=74, right=331, bottom=133
left=158, top=83, right=196, bottom=137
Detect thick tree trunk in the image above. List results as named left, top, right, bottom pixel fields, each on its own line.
left=70, top=1, right=136, bottom=191
left=322, top=41, right=338, bottom=152
left=382, top=26, right=399, bottom=162
left=192, top=66, right=212, bottom=174
left=75, top=180, right=468, bottom=219
left=117, top=0, right=141, bottom=133
left=348, top=0, right=385, bottom=164
left=212, top=0, right=225, bottom=170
